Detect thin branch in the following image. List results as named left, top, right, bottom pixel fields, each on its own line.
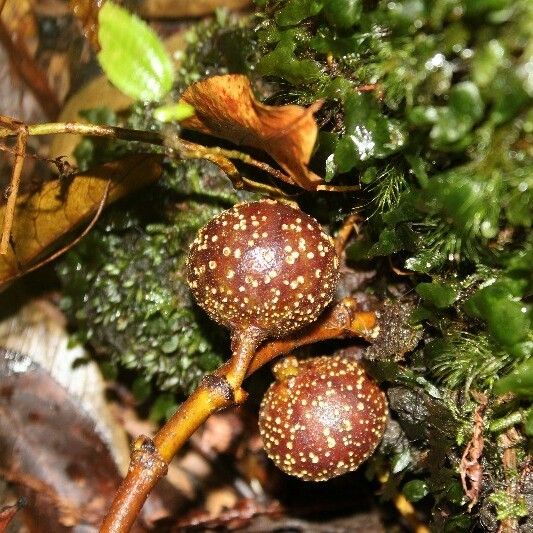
left=165, top=136, right=292, bottom=188
left=100, top=298, right=378, bottom=532
left=0, top=121, right=291, bottom=195
left=0, top=121, right=164, bottom=145
left=0, top=121, right=355, bottom=196
left=100, top=334, right=257, bottom=533
left=0, top=120, right=27, bottom=255
left=316, top=184, right=360, bottom=192
left=248, top=298, right=378, bottom=375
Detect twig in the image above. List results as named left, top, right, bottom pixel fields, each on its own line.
left=164, top=136, right=292, bottom=193
left=460, top=394, right=488, bottom=511
left=100, top=339, right=254, bottom=532
left=0, top=120, right=290, bottom=195
left=498, top=428, right=523, bottom=533
left=100, top=298, right=379, bottom=532
left=248, top=297, right=378, bottom=375
left=0, top=118, right=27, bottom=255
left=316, top=184, right=360, bottom=192
left=0, top=121, right=164, bottom=145
left=334, top=213, right=361, bottom=257
left=0, top=120, right=362, bottom=196
left=0, top=142, right=77, bottom=176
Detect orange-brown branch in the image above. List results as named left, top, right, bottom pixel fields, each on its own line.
left=100, top=298, right=378, bottom=532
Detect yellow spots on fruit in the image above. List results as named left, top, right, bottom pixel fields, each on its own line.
left=186, top=199, right=340, bottom=339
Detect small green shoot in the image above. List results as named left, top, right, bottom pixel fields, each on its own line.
left=97, top=2, right=174, bottom=102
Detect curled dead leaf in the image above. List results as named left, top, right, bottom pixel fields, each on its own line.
left=0, top=154, right=163, bottom=287
left=180, top=74, right=323, bottom=191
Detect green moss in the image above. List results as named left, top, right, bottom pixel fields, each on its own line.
left=58, top=0, right=531, bottom=524
left=58, top=159, right=244, bottom=399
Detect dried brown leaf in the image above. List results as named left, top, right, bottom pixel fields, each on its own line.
left=68, top=0, right=104, bottom=50
left=180, top=74, right=323, bottom=190
left=138, top=0, right=251, bottom=18
left=0, top=349, right=122, bottom=529
left=0, top=153, right=163, bottom=286
left=460, top=396, right=487, bottom=511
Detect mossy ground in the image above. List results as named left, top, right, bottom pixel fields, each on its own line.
left=59, top=0, right=531, bottom=528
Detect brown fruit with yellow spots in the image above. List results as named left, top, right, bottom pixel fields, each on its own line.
left=186, top=200, right=339, bottom=339
left=259, top=355, right=388, bottom=481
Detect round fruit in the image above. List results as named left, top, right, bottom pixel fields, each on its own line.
left=186, top=200, right=339, bottom=338
left=259, top=355, right=388, bottom=481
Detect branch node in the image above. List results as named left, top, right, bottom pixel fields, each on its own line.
left=130, top=436, right=168, bottom=479
left=200, top=374, right=235, bottom=403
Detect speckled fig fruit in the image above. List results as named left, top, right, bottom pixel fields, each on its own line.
left=186, top=199, right=339, bottom=340
left=259, top=355, right=388, bottom=481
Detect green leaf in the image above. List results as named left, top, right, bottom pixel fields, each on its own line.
left=97, top=1, right=174, bottom=102
left=310, top=28, right=365, bottom=56
left=276, top=0, right=323, bottom=26
left=464, top=0, right=513, bottom=15
left=323, top=0, right=362, bottom=29
left=416, top=282, right=458, bottom=308
left=256, top=30, right=323, bottom=84
left=524, top=408, right=533, bottom=436
left=153, top=102, right=195, bottom=123
left=428, top=82, right=484, bottom=147
left=423, top=173, right=501, bottom=240
left=403, top=479, right=429, bottom=502
left=488, top=69, right=530, bottom=125
left=464, top=282, right=530, bottom=347
left=493, top=359, right=533, bottom=397
left=391, top=449, right=411, bottom=473
left=449, top=82, right=484, bottom=123
left=405, top=248, right=447, bottom=273
left=472, top=40, right=505, bottom=87
left=334, top=93, right=407, bottom=172
left=488, top=490, right=529, bottom=521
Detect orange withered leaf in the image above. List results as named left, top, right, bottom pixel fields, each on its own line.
left=180, top=74, right=323, bottom=190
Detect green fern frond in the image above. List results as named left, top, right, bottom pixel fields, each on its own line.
left=367, top=165, right=408, bottom=215
left=425, top=332, right=513, bottom=392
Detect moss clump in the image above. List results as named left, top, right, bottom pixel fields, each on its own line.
left=58, top=1, right=531, bottom=527
left=249, top=1, right=532, bottom=529
left=58, top=157, right=246, bottom=399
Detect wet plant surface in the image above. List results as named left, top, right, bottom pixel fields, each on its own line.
left=0, top=0, right=531, bottom=531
